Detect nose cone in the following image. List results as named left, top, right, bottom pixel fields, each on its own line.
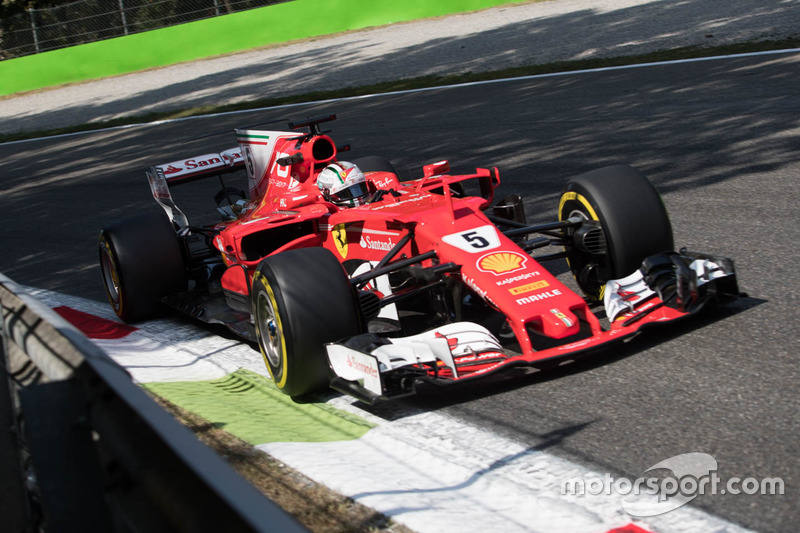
left=536, top=307, right=581, bottom=339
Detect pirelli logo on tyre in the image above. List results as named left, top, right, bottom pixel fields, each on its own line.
left=508, top=280, right=549, bottom=295
left=477, top=252, right=527, bottom=276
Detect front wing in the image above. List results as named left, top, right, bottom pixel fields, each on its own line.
left=326, top=250, right=740, bottom=403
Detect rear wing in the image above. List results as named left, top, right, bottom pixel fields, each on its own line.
left=149, top=147, right=245, bottom=186
left=146, top=147, right=245, bottom=228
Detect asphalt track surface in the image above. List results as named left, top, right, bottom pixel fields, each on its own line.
left=1, top=51, right=798, bottom=531
left=3, top=0, right=799, bottom=135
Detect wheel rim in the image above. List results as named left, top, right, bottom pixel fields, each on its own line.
left=562, top=206, right=608, bottom=300
left=101, top=246, right=121, bottom=305
left=568, top=209, right=588, bottom=223
left=568, top=210, right=597, bottom=288
left=256, top=290, right=282, bottom=368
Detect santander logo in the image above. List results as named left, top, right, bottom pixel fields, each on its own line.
left=158, top=154, right=226, bottom=177
left=163, top=165, right=183, bottom=175
left=346, top=355, right=378, bottom=378
left=360, top=235, right=395, bottom=251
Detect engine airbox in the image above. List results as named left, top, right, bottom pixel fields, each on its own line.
left=303, top=135, right=336, bottom=166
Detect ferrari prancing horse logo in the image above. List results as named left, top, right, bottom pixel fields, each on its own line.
left=333, top=224, right=348, bottom=258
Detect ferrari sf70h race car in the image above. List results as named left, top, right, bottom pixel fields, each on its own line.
left=99, top=114, right=740, bottom=403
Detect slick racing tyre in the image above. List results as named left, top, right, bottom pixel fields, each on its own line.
left=99, top=212, right=187, bottom=322
left=252, top=247, right=361, bottom=397
left=558, top=165, right=674, bottom=302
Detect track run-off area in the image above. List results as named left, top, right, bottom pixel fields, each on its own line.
left=1, top=50, right=798, bottom=532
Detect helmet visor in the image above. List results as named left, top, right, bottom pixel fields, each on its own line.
left=330, top=181, right=370, bottom=204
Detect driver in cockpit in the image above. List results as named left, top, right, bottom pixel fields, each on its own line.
left=316, top=162, right=371, bottom=207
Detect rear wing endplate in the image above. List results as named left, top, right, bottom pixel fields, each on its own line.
left=146, top=147, right=245, bottom=228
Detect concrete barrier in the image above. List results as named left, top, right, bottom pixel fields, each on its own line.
left=0, top=273, right=306, bottom=531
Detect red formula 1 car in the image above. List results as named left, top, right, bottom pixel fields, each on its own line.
left=99, top=115, right=740, bottom=402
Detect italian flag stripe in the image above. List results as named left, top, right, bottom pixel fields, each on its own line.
left=237, top=134, right=271, bottom=141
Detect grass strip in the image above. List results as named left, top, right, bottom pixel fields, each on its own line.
left=142, top=369, right=375, bottom=444
left=153, top=394, right=410, bottom=533
left=0, top=0, right=534, bottom=96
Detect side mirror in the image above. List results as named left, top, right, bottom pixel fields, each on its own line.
left=423, top=160, right=450, bottom=178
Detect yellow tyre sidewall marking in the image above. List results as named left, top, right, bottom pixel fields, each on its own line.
left=558, top=191, right=599, bottom=222
left=254, top=271, right=289, bottom=389
left=558, top=191, right=605, bottom=300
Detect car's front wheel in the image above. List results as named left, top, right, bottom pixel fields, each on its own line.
left=251, top=247, right=362, bottom=397
left=558, top=165, right=674, bottom=301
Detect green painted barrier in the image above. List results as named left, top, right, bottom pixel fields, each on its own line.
left=0, top=0, right=524, bottom=96
left=143, top=369, right=375, bottom=444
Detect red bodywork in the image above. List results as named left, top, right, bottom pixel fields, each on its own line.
left=148, top=119, right=701, bottom=392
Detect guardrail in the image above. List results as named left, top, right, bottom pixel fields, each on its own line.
left=0, top=273, right=307, bottom=532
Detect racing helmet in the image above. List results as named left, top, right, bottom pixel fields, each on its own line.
left=317, top=161, right=370, bottom=207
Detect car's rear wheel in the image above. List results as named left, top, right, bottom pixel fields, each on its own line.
left=558, top=165, right=674, bottom=301
left=251, top=247, right=361, bottom=397
left=99, top=211, right=187, bottom=322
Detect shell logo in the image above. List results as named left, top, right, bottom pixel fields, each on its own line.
left=477, top=251, right=527, bottom=275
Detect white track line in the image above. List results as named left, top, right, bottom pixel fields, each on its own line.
left=3, top=47, right=799, bottom=147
